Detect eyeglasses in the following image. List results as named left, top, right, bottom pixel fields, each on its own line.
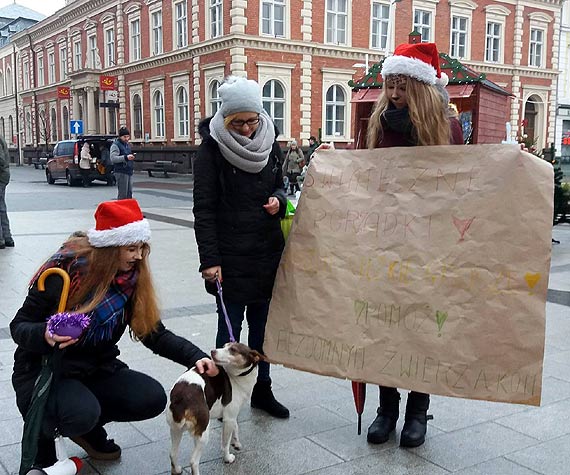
left=230, top=117, right=260, bottom=128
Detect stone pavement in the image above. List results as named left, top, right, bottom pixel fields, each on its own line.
left=1, top=167, right=570, bottom=474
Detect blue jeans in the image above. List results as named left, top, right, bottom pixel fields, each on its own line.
left=216, top=298, right=271, bottom=382
left=0, top=183, right=12, bottom=245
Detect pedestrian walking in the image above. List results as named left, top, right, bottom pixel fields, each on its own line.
left=79, top=142, right=92, bottom=187
left=0, top=136, right=14, bottom=249
left=110, top=127, right=135, bottom=199
left=283, top=140, right=304, bottom=195
left=193, top=75, right=290, bottom=419
left=365, top=42, right=464, bottom=448
left=10, top=198, right=218, bottom=469
left=305, top=135, right=320, bottom=166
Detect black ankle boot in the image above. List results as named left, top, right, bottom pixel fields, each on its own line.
left=251, top=381, right=290, bottom=418
left=71, top=424, right=121, bottom=460
left=367, top=387, right=400, bottom=444
left=400, top=392, right=433, bottom=448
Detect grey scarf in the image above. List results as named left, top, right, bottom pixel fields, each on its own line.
left=209, top=109, right=276, bottom=173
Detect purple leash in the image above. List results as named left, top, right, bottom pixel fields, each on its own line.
left=216, top=278, right=236, bottom=342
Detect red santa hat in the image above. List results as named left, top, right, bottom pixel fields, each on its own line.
left=381, top=42, right=449, bottom=86
left=87, top=199, right=151, bottom=248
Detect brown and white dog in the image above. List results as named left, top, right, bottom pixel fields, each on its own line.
left=167, top=342, right=264, bottom=475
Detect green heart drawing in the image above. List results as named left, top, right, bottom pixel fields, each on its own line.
left=435, top=310, right=448, bottom=335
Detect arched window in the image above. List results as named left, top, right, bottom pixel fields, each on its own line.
left=0, top=72, right=4, bottom=96
left=8, top=115, right=13, bottom=143
left=39, top=110, right=47, bottom=143
left=262, top=79, right=285, bottom=135
left=62, top=106, right=69, bottom=139
left=5, top=68, right=12, bottom=95
left=133, top=94, right=142, bottom=139
left=51, top=108, right=58, bottom=141
left=0, top=117, right=5, bottom=138
left=177, top=86, right=189, bottom=137
left=325, top=85, right=346, bottom=137
left=209, top=80, right=221, bottom=116
left=153, top=90, right=164, bottom=137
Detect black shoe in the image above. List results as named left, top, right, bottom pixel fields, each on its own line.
left=367, top=386, right=401, bottom=444
left=5, top=239, right=14, bottom=247
left=251, top=381, right=290, bottom=418
left=71, top=425, right=121, bottom=460
left=400, top=392, right=432, bottom=448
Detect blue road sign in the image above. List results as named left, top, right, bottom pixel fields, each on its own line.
left=70, top=120, right=83, bottom=135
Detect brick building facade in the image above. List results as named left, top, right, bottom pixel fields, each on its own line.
left=0, top=0, right=564, bottom=159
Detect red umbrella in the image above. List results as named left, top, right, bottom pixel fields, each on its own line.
left=351, top=381, right=366, bottom=435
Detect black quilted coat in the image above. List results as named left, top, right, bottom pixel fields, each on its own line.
left=193, top=118, right=286, bottom=303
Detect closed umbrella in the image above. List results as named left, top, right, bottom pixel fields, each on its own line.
left=352, top=381, right=367, bottom=435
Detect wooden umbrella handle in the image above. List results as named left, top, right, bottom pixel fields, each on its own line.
left=37, top=268, right=71, bottom=314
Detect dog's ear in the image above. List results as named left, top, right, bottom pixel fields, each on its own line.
left=251, top=350, right=268, bottom=363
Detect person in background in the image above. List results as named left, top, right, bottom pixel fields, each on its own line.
left=0, top=136, right=14, bottom=249
left=283, top=140, right=305, bottom=195
left=10, top=199, right=218, bottom=469
left=110, top=127, right=135, bottom=199
left=306, top=135, right=320, bottom=166
left=79, top=142, right=92, bottom=187
left=365, top=42, right=464, bottom=449
left=193, top=75, right=289, bottom=419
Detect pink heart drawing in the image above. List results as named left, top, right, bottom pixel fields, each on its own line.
left=452, top=216, right=475, bottom=242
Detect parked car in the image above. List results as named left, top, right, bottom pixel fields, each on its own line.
left=46, top=135, right=116, bottom=186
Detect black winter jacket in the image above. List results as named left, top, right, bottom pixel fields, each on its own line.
left=10, top=270, right=208, bottom=415
left=193, top=118, right=287, bottom=303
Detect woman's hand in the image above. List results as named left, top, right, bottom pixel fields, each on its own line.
left=315, top=142, right=335, bottom=152
left=44, top=327, right=78, bottom=349
left=263, top=196, right=280, bottom=215
left=202, top=266, right=222, bottom=282
left=195, top=357, right=219, bottom=376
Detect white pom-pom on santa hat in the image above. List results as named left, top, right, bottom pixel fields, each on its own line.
left=382, top=42, right=446, bottom=86
left=87, top=199, right=151, bottom=248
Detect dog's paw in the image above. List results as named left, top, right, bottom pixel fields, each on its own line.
left=171, top=465, right=183, bottom=475
left=231, top=441, right=242, bottom=450
left=224, top=453, right=236, bottom=464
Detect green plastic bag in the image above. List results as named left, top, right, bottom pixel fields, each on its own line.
left=281, top=200, right=296, bottom=239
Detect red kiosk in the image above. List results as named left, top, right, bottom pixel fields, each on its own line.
left=350, top=33, right=513, bottom=149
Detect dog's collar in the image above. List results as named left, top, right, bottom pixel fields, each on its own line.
left=237, top=364, right=256, bottom=377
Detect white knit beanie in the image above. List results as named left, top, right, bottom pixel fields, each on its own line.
left=218, top=76, right=263, bottom=117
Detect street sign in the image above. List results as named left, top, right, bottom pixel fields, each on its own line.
left=70, top=120, right=83, bottom=135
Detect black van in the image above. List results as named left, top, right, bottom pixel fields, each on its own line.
left=45, top=135, right=116, bottom=186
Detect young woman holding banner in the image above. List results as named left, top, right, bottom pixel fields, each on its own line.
left=365, top=42, right=463, bottom=448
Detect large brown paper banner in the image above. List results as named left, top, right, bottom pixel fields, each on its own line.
left=265, top=145, right=553, bottom=406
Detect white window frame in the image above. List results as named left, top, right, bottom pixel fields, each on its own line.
left=173, top=80, right=190, bottom=139
left=262, top=79, right=286, bottom=138
left=150, top=8, right=163, bottom=55
left=129, top=84, right=144, bottom=141
left=61, top=102, right=70, bottom=140
left=73, top=39, right=82, bottom=71
left=151, top=84, right=165, bottom=139
left=370, top=1, right=390, bottom=50
left=529, top=28, right=544, bottom=68
left=260, top=0, right=287, bottom=38
left=448, top=0, right=476, bottom=60
left=413, top=9, right=432, bottom=42
left=88, top=35, right=97, bottom=68
left=484, top=5, right=510, bottom=64
left=325, top=0, right=351, bottom=46
left=59, top=45, right=67, bottom=80
left=203, top=63, right=225, bottom=116
left=485, top=21, right=502, bottom=63
left=23, top=60, right=29, bottom=90
left=321, top=69, right=353, bottom=142
left=130, top=18, right=141, bottom=61
left=174, top=1, right=188, bottom=48
left=105, top=28, right=115, bottom=67
left=527, top=13, right=552, bottom=68
left=5, top=67, right=12, bottom=95
left=258, top=62, right=293, bottom=139
left=37, top=53, right=44, bottom=87
left=48, top=52, right=55, bottom=84
left=208, top=0, right=223, bottom=39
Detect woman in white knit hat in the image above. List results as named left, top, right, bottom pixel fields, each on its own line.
left=365, top=42, right=464, bottom=449
left=193, top=75, right=290, bottom=418
left=10, top=199, right=218, bottom=470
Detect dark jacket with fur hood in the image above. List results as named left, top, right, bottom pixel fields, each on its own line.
left=193, top=117, right=286, bottom=303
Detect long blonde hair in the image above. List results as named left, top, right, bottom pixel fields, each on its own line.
left=65, top=236, right=160, bottom=339
left=366, top=77, right=450, bottom=149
